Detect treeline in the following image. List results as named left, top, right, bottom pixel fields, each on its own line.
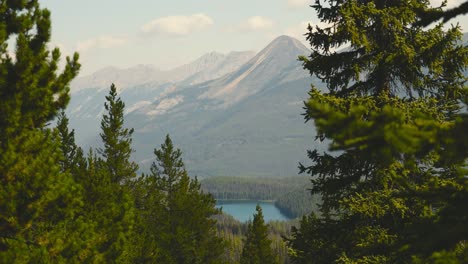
left=275, top=190, right=320, bottom=219
left=0, top=3, right=224, bottom=261
left=201, top=176, right=307, bottom=200
left=214, top=213, right=299, bottom=264
left=2, top=1, right=468, bottom=263
left=201, top=176, right=319, bottom=218
left=0, top=3, right=298, bottom=262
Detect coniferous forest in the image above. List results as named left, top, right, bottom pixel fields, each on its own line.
left=1, top=0, right=467, bottom=263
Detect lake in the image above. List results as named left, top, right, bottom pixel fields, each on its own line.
left=216, top=200, right=291, bottom=222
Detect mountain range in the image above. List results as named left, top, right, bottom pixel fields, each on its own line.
left=66, top=36, right=330, bottom=176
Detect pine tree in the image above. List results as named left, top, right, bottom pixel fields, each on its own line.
left=404, top=72, right=468, bottom=263
left=99, top=83, right=138, bottom=185
left=417, top=1, right=468, bottom=26
left=240, top=205, right=277, bottom=264
left=131, top=172, right=163, bottom=263
left=81, top=84, right=138, bottom=262
left=56, top=110, right=79, bottom=173
left=81, top=148, right=133, bottom=262
left=0, top=1, right=96, bottom=262
left=142, top=134, right=224, bottom=263
left=289, top=0, right=468, bottom=263
left=56, top=111, right=89, bottom=192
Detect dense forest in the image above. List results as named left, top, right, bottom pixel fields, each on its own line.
left=214, top=213, right=298, bottom=264
left=1, top=0, right=467, bottom=263
left=201, top=176, right=320, bottom=218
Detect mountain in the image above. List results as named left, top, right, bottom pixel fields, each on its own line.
left=67, top=50, right=255, bottom=145
left=180, top=51, right=257, bottom=85
left=70, top=50, right=255, bottom=93
left=67, top=35, right=326, bottom=177
left=197, top=35, right=312, bottom=107
left=70, top=65, right=165, bottom=93
left=122, top=35, right=326, bottom=176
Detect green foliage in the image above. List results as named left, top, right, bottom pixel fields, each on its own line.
left=289, top=0, right=468, bottom=263
left=68, top=85, right=139, bottom=262
left=240, top=205, right=278, bottom=264
left=97, top=85, right=137, bottom=262
left=201, top=176, right=319, bottom=218
left=137, top=134, right=225, bottom=263
left=99, top=83, right=138, bottom=185
left=56, top=111, right=79, bottom=173
left=275, top=189, right=320, bottom=219
left=0, top=1, right=98, bottom=262
left=417, top=1, right=468, bottom=26
left=215, top=213, right=297, bottom=264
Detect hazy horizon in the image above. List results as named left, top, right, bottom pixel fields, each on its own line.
left=41, top=0, right=467, bottom=76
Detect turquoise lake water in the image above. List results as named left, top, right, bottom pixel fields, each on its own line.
left=216, top=200, right=291, bottom=222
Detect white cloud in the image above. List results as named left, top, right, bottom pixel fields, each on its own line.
left=287, top=0, right=311, bottom=8
left=240, top=16, right=274, bottom=31
left=141, top=14, right=213, bottom=36
left=76, top=35, right=128, bottom=52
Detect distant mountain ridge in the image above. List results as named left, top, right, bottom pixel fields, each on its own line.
left=70, top=50, right=255, bottom=93
left=198, top=36, right=311, bottom=107
left=66, top=35, right=322, bottom=176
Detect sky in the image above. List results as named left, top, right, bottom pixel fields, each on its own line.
left=40, top=0, right=468, bottom=76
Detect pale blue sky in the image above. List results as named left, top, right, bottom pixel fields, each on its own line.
left=40, top=0, right=468, bottom=76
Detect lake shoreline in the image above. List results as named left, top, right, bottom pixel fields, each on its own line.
left=215, top=199, right=291, bottom=222
left=216, top=198, right=276, bottom=203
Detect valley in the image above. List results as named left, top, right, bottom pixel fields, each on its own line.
left=67, top=35, right=327, bottom=177
left=215, top=200, right=290, bottom=222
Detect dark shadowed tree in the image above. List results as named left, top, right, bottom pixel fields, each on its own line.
left=0, top=1, right=97, bottom=262
left=240, top=205, right=278, bottom=264
left=288, top=0, right=468, bottom=263
left=99, top=83, right=139, bottom=185
left=56, top=111, right=79, bottom=173
left=85, top=84, right=139, bottom=262
left=417, top=1, right=468, bottom=26
left=142, top=134, right=224, bottom=264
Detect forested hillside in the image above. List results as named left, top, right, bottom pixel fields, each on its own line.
left=201, top=176, right=320, bottom=218
left=1, top=1, right=467, bottom=263
left=215, top=213, right=297, bottom=264
left=68, top=35, right=322, bottom=177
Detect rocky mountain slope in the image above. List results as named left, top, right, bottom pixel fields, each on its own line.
left=67, top=35, right=327, bottom=177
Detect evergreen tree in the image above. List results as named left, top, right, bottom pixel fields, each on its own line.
left=0, top=1, right=96, bottom=262
left=143, top=134, right=224, bottom=264
left=81, top=148, right=135, bottom=262
left=406, top=96, right=468, bottom=262
left=56, top=113, right=89, bottom=195
left=56, top=110, right=79, bottom=173
left=289, top=0, right=468, bottom=263
left=131, top=172, right=163, bottom=263
left=82, top=84, right=138, bottom=262
left=240, top=205, right=277, bottom=264
left=99, top=83, right=138, bottom=185
left=417, top=1, right=468, bottom=26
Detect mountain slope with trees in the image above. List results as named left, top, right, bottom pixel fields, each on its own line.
left=201, top=176, right=319, bottom=218
left=68, top=35, right=325, bottom=177
left=0, top=2, right=225, bottom=262
left=1, top=0, right=467, bottom=263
